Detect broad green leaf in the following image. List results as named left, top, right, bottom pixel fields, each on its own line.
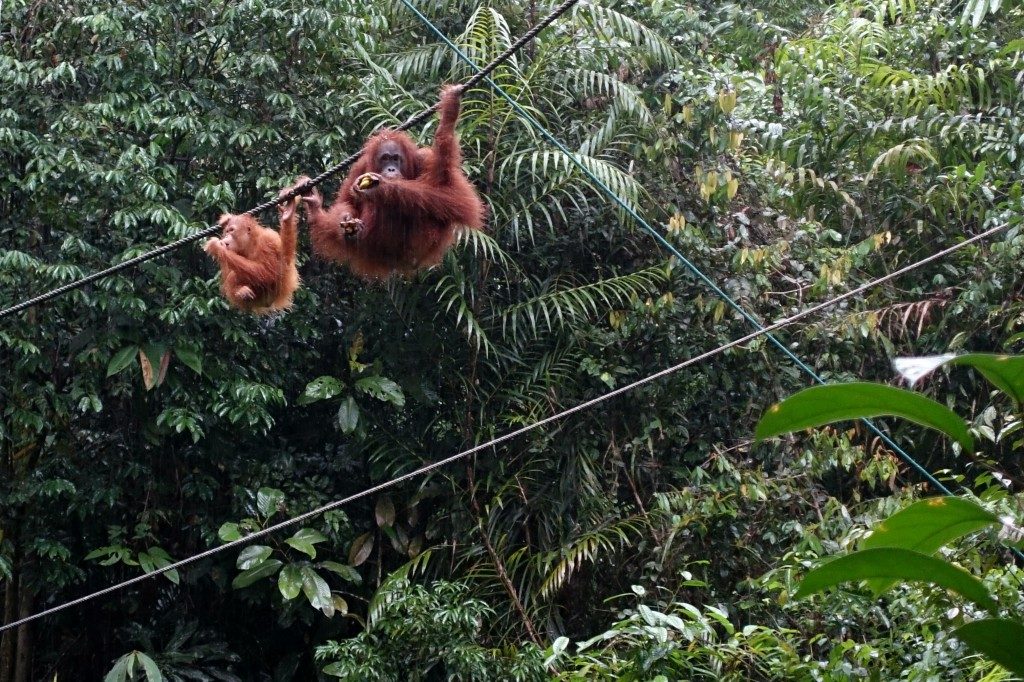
left=319, top=561, right=362, bottom=584
left=285, top=528, right=327, bottom=559
left=375, top=495, right=395, bottom=528
left=755, top=382, right=973, bottom=451
left=278, top=564, right=303, bottom=600
left=894, top=354, right=1024, bottom=405
left=256, top=488, right=285, bottom=517
left=231, top=559, right=282, bottom=589
left=337, top=395, right=359, bottom=434
left=795, top=548, right=997, bottom=614
left=955, top=618, right=1024, bottom=675
left=298, top=376, right=345, bottom=405
left=951, top=354, right=1024, bottom=405
left=237, top=544, right=272, bottom=570
left=862, top=497, right=998, bottom=592
left=322, top=662, right=345, bottom=676
left=349, top=532, right=374, bottom=567
left=863, top=497, right=998, bottom=552
left=135, top=652, right=163, bottom=682
left=300, top=565, right=334, bottom=616
left=106, top=346, right=138, bottom=377
left=104, top=652, right=132, bottom=682
left=218, top=523, right=242, bottom=542
left=174, top=346, right=202, bottom=375
left=145, top=547, right=179, bottom=585
left=355, top=376, right=405, bottom=407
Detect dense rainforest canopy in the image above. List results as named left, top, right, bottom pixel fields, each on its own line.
left=2, top=0, right=1024, bottom=679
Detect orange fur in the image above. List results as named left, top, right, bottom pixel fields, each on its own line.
left=295, top=85, right=485, bottom=279
left=204, top=197, right=300, bottom=313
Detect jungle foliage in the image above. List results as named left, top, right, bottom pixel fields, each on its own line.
left=2, top=0, right=1024, bottom=679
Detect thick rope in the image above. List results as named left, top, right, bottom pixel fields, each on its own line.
left=401, top=0, right=1024, bottom=567
left=0, top=222, right=1006, bottom=634
left=0, top=0, right=581, bottom=321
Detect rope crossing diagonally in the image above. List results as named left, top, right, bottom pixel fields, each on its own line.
left=399, top=3, right=1024, bottom=503
left=0, top=222, right=1008, bottom=634
left=0, top=0, right=581, bottom=321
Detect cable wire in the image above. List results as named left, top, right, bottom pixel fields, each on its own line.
left=399, top=0, right=1015, bottom=501
left=0, top=0, right=581, bottom=321
left=0, top=221, right=1006, bottom=634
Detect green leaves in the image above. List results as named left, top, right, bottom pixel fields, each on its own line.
left=106, top=346, right=138, bottom=377
left=955, top=619, right=1024, bottom=675
left=236, top=545, right=272, bottom=570
left=896, top=353, right=1024, bottom=404
left=794, top=547, right=998, bottom=614
left=285, top=528, right=327, bottom=559
left=301, top=565, right=335, bottom=616
left=105, top=651, right=163, bottom=682
left=861, top=497, right=999, bottom=553
left=755, top=382, right=973, bottom=451
left=278, top=565, right=302, bottom=600
left=337, top=396, right=359, bottom=434
left=298, top=376, right=345, bottom=405
left=256, top=487, right=285, bottom=517
left=231, top=559, right=283, bottom=590
left=355, top=376, right=405, bottom=407
left=950, top=354, right=1024, bottom=405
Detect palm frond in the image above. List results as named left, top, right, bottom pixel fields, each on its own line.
left=498, top=266, right=667, bottom=339
left=576, top=2, right=683, bottom=67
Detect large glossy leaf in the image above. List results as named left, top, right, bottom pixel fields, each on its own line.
left=135, top=652, right=162, bottom=682
left=256, top=488, right=285, bottom=517
left=231, top=559, right=282, bottom=590
left=320, top=561, right=362, bottom=584
left=955, top=618, right=1024, bottom=675
left=300, top=565, right=334, bottom=616
left=106, top=346, right=138, bottom=377
left=755, top=382, right=973, bottom=451
left=285, top=528, right=327, bottom=559
left=861, top=497, right=998, bottom=592
left=863, top=497, right=998, bottom=553
left=218, top=523, right=241, bottom=542
left=173, top=345, right=202, bottom=375
left=894, top=354, right=1024, bottom=404
left=236, top=544, right=272, bottom=570
left=355, top=376, right=405, bottom=407
left=337, top=395, right=359, bottom=434
left=278, top=564, right=302, bottom=600
left=795, top=548, right=997, bottom=614
left=297, top=376, right=345, bottom=405
left=952, top=354, right=1024, bottom=405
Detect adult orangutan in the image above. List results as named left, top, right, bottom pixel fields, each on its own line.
left=291, top=84, right=485, bottom=279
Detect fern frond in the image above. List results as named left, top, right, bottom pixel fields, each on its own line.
left=498, top=266, right=667, bottom=339
left=866, top=138, right=937, bottom=180
left=433, top=266, right=500, bottom=358
left=576, top=2, right=683, bottom=67
left=535, top=516, right=643, bottom=600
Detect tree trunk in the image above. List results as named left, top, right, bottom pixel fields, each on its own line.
left=0, top=572, right=17, bottom=682
left=12, top=586, right=31, bottom=682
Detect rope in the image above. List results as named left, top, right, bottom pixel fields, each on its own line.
left=0, top=222, right=1005, bottom=634
left=399, top=0, right=1007, bottom=501
left=0, top=0, right=581, bottom=321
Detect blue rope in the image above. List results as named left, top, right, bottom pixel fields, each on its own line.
left=400, top=0, right=1006, bottom=509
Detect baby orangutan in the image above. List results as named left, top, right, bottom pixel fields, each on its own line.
left=204, top=192, right=300, bottom=314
